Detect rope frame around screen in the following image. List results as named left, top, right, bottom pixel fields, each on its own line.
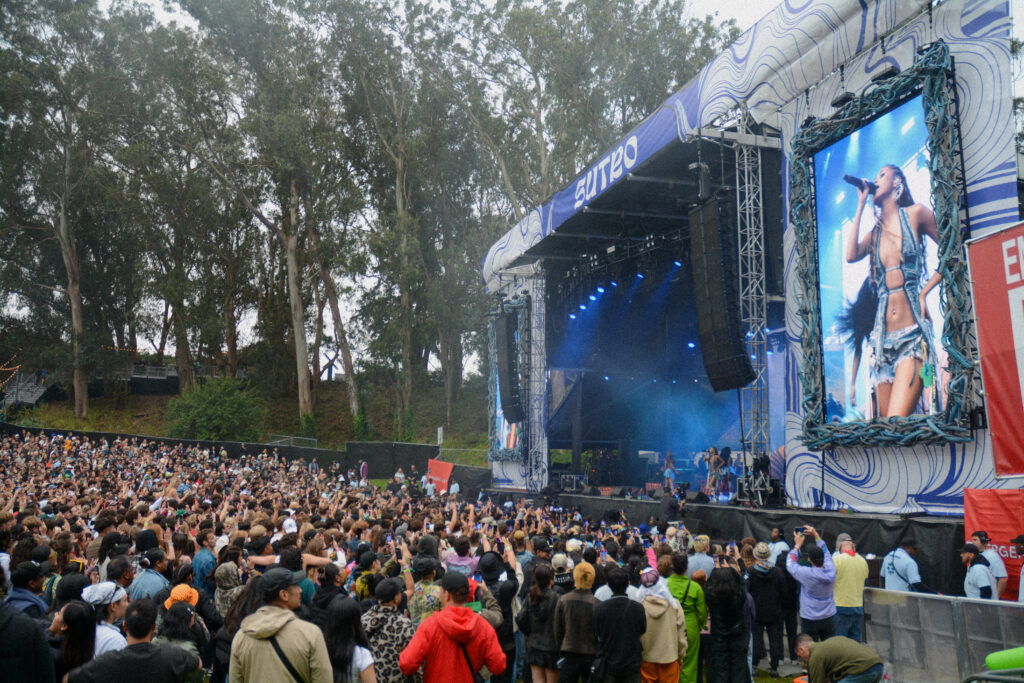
left=790, top=41, right=974, bottom=450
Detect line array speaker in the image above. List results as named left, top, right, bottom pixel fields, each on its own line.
left=495, top=312, right=526, bottom=423
left=688, top=199, right=756, bottom=392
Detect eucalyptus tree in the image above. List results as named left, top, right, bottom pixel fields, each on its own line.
left=0, top=0, right=137, bottom=417
left=173, top=0, right=365, bottom=433
left=422, top=0, right=739, bottom=220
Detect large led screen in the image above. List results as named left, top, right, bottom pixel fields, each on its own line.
left=814, top=95, right=946, bottom=422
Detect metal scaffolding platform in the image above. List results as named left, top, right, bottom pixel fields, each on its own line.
left=732, top=113, right=779, bottom=504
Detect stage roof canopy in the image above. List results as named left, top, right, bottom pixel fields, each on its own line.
left=481, top=0, right=931, bottom=292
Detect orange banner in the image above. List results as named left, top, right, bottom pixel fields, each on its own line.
left=964, top=488, right=1024, bottom=600
left=427, top=459, right=454, bottom=493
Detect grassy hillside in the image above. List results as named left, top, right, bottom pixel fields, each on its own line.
left=19, top=378, right=491, bottom=456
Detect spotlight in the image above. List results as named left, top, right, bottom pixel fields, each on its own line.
left=636, top=273, right=644, bottom=279
left=596, top=287, right=605, bottom=294
left=687, top=342, right=696, bottom=349
left=830, top=91, right=855, bottom=109
left=746, top=331, right=753, bottom=338
left=673, top=260, right=682, bottom=267
left=610, top=281, right=619, bottom=287
left=870, top=64, right=900, bottom=82
left=653, top=379, right=657, bottom=383
left=589, top=294, right=596, bottom=301
left=603, top=375, right=610, bottom=381
left=750, top=354, right=757, bottom=360
left=672, top=380, right=677, bottom=384
left=569, top=313, right=577, bottom=320
left=579, top=304, right=587, bottom=311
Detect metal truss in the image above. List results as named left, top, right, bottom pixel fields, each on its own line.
left=734, top=113, right=770, bottom=499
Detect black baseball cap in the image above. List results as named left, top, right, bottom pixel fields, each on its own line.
left=958, top=543, right=980, bottom=555
left=357, top=551, right=382, bottom=570
left=971, top=530, right=990, bottom=542
left=1010, top=534, right=1024, bottom=544
left=11, top=560, right=49, bottom=585
left=374, top=577, right=403, bottom=603
left=262, top=567, right=306, bottom=595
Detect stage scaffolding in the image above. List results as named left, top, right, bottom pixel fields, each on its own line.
left=700, top=113, right=781, bottom=502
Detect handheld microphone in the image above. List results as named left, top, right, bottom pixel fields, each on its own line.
left=842, top=174, right=877, bottom=195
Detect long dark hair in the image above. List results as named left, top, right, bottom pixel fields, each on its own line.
left=708, top=566, right=740, bottom=602
left=835, top=276, right=877, bottom=352
left=61, top=600, right=96, bottom=672
left=224, top=575, right=265, bottom=637
left=324, top=596, right=371, bottom=683
left=530, top=564, right=554, bottom=604
left=157, top=601, right=195, bottom=642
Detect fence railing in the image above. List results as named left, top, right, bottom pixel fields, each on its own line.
left=864, top=587, right=1024, bottom=682
left=265, top=434, right=318, bottom=448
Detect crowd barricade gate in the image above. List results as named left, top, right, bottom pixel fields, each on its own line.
left=863, top=588, right=1024, bottom=682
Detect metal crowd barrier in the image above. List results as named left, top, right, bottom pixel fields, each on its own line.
left=863, top=587, right=1024, bottom=682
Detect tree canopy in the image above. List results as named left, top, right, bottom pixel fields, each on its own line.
left=0, top=0, right=737, bottom=438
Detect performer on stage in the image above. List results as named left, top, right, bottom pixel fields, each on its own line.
left=843, top=164, right=940, bottom=418
left=702, top=447, right=725, bottom=497
left=663, top=451, right=677, bottom=489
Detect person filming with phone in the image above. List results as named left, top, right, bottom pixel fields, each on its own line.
left=785, top=526, right=837, bottom=642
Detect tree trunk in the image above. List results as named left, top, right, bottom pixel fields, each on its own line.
left=305, top=215, right=361, bottom=421
left=310, top=285, right=325, bottom=404
left=285, top=183, right=313, bottom=422
left=68, top=278, right=88, bottom=419
left=155, top=301, right=170, bottom=366
left=224, top=295, right=238, bottom=377
left=171, top=304, right=194, bottom=392
left=55, top=208, right=87, bottom=419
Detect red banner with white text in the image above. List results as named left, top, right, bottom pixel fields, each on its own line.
left=967, top=223, right=1024, bottom=475
left=427, top=459, right=454, bottom=493
left=963, top=488, right=1024, bottom=600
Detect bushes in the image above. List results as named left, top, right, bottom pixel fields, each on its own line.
left=166, top=379, right=264, bottom=441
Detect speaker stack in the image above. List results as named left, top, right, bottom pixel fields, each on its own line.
left=688, top=199, right=756, bottom=392
left=495, top=311, right=526, bottom=423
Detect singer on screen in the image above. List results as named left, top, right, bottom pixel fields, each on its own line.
left=842, top=164, right=940, bottom=418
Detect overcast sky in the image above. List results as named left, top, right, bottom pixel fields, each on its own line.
left=688, top=0, right=779, bottom=32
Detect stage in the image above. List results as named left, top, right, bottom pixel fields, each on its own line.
left=557, top=494, right=966, bottom=596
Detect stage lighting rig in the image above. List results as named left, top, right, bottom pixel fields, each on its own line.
left=870, top=64, right=900, bottom=83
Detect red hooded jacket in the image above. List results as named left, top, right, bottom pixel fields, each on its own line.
left=400, top=605, right=506, bottom=683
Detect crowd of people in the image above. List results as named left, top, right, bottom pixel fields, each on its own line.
left=0, top=429, right=1015, bottom=683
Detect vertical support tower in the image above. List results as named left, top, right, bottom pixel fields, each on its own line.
left=735, top=114, right=769, bottom=477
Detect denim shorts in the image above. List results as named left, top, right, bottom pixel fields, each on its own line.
left=872, top=324, right=925, bottom=386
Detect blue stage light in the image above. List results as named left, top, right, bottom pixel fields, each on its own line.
left=610, top=281, right=619, bottom=287
left=603, top=375, right=610, bottom=381
left=589, top=294, right=596, bottom=301
left=746, top=331, right=753, bottom=338
left=569, top=313, right=576, bottom=320
left=596, top=287, right=605, bottom=294
left=687, top=342, right=696, bottom=349
left=579, top=304, right=587, bottom=311
left=750, top=354, right=757, bottom=360
left=636, top=273, right=644, bottom=279
left=653, top=378, right=657, bottom=383
left=673, top=260, right=682, bottom=267
left=672, top=380, right=677, bottom=384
